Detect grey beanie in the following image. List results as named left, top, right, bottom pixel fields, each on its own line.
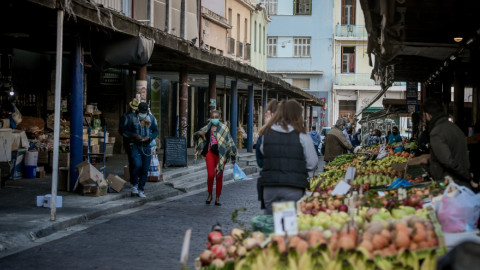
left=335, top=119, right=345, bottom=127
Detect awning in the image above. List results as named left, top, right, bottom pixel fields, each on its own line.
left=363, top=107, right=383, bottom=113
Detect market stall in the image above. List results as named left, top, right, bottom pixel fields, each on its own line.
left=194, top=140, right=480, bottom=269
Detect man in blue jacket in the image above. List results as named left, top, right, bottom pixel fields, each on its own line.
left=308, top=126, right=321, bottom=156
left=121, top=102, right=159, bottom=198
left=388, top=126, right=403, bottom=144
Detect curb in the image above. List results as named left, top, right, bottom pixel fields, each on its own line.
left=0, top=167, right=259, bottom=258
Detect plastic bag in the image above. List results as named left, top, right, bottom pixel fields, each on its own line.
left=233, top=163, right=246, bottom=181
left=436, top=182, right=480, bottom=233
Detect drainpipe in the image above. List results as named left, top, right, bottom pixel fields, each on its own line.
left=198, top=0, right=202, bottom=47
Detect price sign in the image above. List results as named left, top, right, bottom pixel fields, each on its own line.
left=273, top=201, right=298, bottom=236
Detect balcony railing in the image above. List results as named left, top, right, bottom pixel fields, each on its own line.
left=335, top=73, right=406, bottom=86
left=237, top=41, right=244, bottom=58
left=245, top=43, right=251, bottom=60
left=335, top=24, right=368, bottom=38
left=228, top=37, right=236, bottom=55
left=92, top=0, right=123, bottom=13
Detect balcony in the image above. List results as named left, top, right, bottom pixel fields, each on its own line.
left=335, top=73, right=406, bottom=86
left=237, top=41, right=244, bottom=58
left=228, top=37, right=235, bottom=55
left=335, top=24, right=367, bottom=38
left=245, top=43, right=251, bottom=61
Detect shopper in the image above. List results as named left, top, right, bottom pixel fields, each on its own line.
left=118, top=98, right=140, bottom=185
left=343, top=121, right=352, bottom=145
left=256, top=99, right=279, bottom=210
left=362, top=128, right=373, bottom=146
left=354, top=128, right=362, bottom=147
left=308, top=126, right=321, bottom=156
left=256, top=100, right=318, bottom=215
left=417, top=99, right=472, bottom=187
left=388, top=126, right=403, bottom=144
left=194, top=110, right=237, bottom=206
left=324, top=119, right=354, bottom=163
left=121, top=102, right=159, bottom=198
left=369, top=129, right=382, bottom=145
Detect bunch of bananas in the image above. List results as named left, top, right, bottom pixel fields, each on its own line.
left=310, top=169, right=345, bottom=190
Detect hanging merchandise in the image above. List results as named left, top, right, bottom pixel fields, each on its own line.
left=147, top=146, right=161, bottom=182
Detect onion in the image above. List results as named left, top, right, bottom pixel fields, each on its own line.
left=230, top=228, right=244, bottom=241
left=199, top=250, right=214, bottom=265
left=211, top=258, right=225, bottom=268
left=227, top=245, right=237, bottom=257
left=236, top=245, right=247, bottom=257
left=242, top=237, right=258, bottom=250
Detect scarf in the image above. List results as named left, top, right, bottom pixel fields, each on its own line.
left=194, top=122, right=237, bottom=174
left=427, top=113, right=447, bottom=135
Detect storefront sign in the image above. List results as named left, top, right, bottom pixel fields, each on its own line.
left=406, top=82, right=418, bottom=113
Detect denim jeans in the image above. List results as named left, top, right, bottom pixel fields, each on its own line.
left=130, top=144, right=152, bottom=191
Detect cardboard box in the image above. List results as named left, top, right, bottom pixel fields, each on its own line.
left=38, top=151, right=49, bottom=164
left=49, top=152, right=70, bottom=167
left=76, top=161, right=105, bottom=185
left=124, top=165, right=130, bottom=182
left=0, top=128, right=13, bottom=162
left=37, top=194, right=63, bottom=208
left=106, top=174, right=127, bottom=192
left=36, top=170, right=46, bottom=178
left=82, top=179, right=108, bottom=196
left=12, top=130, right=29, bottom=149
left=58, top=167, right=69, bottom=191
left=91, top=144, right=100, bottom=154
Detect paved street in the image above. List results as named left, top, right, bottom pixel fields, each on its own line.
left=0, top=176, right=264, bottom=270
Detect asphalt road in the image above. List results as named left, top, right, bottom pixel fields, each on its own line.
left=0, top=176, right=264, bottom=270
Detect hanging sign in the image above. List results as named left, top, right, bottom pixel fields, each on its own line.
left=406, top=82, right=418, bottom=113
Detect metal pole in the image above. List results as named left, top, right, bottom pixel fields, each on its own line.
left=179, top=71, right=188, bottom=138
left=50, top=9, right=64, bottom=221
left=247, top=85, right=253, bottom=152
left=209, top=73, right=216, bottom=112
left=262, top=87, right=267, bottom=125
left=70, top=36, right=84, bottom=192
left=230, top=80, right=238, bottom=143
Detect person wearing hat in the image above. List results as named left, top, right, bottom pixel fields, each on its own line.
left=120, top=101, right=159, bottom=198
left=324, top=118, right=354, bottom=163
left=119, top=98, right=140, bottom=186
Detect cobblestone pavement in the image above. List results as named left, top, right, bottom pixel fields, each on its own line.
left=0, top=176, right=264, bottom=270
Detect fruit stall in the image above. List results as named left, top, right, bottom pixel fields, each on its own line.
left=194, top=143, right=480, bottom=269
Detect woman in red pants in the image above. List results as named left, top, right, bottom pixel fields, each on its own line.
left=194, top=110, right=237, bottom=205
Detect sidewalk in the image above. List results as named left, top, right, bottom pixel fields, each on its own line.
left=0, top=148, right=258, bottom=258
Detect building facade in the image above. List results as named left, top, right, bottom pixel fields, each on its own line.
left=332, top=0, right=406, bottom=126
left=201, top=0, right=230, bottom=55
left=225, top=0, right=255, bottom=63
left=249, top=1, right=270, bottom=71
left=264, top=0, right=334, bottom=128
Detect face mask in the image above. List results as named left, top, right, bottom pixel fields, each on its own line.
left=211, top=119, right=219, bottom=125
left=138, top=113, right=147, bottom=119
left=392, top=131, right=398, bottom=135
left=369, top=132, right=373, bottom=135
left=342, top=126, right=346, bottom=131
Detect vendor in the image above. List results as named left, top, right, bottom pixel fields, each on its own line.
left=417, top=99, right=475, bottom=188
left=387, top=126, right=402, bottom=144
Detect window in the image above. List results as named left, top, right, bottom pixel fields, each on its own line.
left=243, top=19, right=248, bottom=43
left=294, top=37, right=311, bottom=57
left=263, top=26, right=266, bottom=55
left=254, top=22, right=257, bottom=51
left=341, top=47, right=355, bottom=73
left=294, top=0, right=311, bottom=15
left=341, top=0, right=356, bottom=25
left=261, top=0, right=278, bottom=15
left=267, top=37, right=277, bottom=57
left=259, top=24, right=262, bottom=54
left=292, top=79, right=310, bottom=89
left=339, top=100, right=356, bottom=111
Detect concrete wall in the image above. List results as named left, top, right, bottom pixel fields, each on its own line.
left=267, top=0, right=334, bottom=127
left=202, top=15, right=228, bottom=54
left=250, top=1, right=268, bottom=71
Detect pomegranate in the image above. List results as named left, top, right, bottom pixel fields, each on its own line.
left=199, top=249, right=214, bottom=266
left=208, top=231, right=223, bottom=245
left=211, top=244, right=227, bottom=260
left=222, top=236, right=235, bottom=247
left=338, top=205, right=349, bottom=213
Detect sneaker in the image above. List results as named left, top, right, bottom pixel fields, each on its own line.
left=131, top=185, right=139, bottom=196
left=138, top=190, right=146, bottom=198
